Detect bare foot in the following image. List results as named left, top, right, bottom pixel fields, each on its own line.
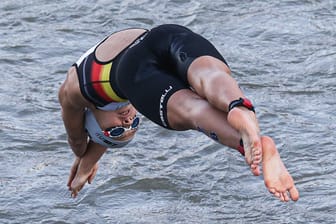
left=262, top=136, right=299, bottom=202
left=227, top=107, right=262, bottom=175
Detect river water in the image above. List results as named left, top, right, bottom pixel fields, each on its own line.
left=0, top=0, right=335, bottom=223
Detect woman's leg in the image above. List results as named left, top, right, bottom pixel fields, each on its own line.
left=167, top=90, right=299, bottom=202
left=186, top=56, right=262, bottom=175
left=167, top=89, right=243, bottom=155
left=261, top=136, right=299, bottom=202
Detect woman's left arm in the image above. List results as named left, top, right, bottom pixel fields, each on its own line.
left=68, top=141, right=107, bottom=197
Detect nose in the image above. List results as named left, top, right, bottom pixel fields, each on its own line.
left=122, top=116, right=133, bottom=126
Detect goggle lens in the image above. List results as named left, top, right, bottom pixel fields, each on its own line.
left=104, top=117, right=140, bottom=138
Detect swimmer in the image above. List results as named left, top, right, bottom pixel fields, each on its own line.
left=59, top=24, right=299, bottom=201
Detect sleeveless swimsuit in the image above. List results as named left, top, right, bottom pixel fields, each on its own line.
left=74, top=24, right=228, bottom=129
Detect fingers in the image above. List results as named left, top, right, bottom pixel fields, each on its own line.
left=68, top=164, right=99, bottom=198
left=69, top=180, right=85, bottom=198
left=88, top=168, right=98, bottom=184
left=70, top=179, right=87, bottom=198
left=67, top=158, right=80, bottom=187
left=71, top=189, right=78, bottom=198
left=67, top=169, right=77, bottom=188
left=70, top=186, right=82, bottom=198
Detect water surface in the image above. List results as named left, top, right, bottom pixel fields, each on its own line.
left=0, top=0, right=335, bottom=223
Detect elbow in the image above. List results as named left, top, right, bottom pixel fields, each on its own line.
left=68, top=137, right=88, bottom=157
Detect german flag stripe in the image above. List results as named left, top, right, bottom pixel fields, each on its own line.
left=90, top=61, right=127, bottom=102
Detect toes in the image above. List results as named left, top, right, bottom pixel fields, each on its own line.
left=269, top=188, right=298, bottom=202
left=269, top=188, right=283, bottom=201
left=289, top=186, right=300, bottom=201
left=269, top=188, right=276, bottom=194
left=274, top=191, right=281, bottom=199
left=251, top=165, right=260, bottom=176
left=253, top=148, right=262, bottom=157
left=283, top=192, right=290, bottom=202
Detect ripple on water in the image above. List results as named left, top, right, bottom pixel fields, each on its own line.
left=0, top=0, right=336, bottom=223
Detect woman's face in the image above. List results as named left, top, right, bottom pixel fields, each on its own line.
left=94, top=104, right=139, bottom=141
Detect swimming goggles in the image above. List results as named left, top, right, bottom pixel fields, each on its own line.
left=103, top=116, right=140, bottom=139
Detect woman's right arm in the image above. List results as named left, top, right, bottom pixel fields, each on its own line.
left=58, top=68, right=89, bottom=157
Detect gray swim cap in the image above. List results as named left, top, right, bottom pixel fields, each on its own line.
left=85, top=109, right=133, bottom=148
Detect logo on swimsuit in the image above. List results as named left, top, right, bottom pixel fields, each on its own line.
left=129, top=32, right=148, bottom=48
left=159, top=85, right=173, bottom=127
left=95, top=133, right=118, bottom=146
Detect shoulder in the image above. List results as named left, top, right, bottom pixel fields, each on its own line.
left=59, top=66, right=90, bottom=110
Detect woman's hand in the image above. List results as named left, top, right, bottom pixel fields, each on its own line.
left=67, top=141, right=106, bottom=198
left=67, top=157, right=81, bottom=189
left=69, top=162, right=99, bottom=198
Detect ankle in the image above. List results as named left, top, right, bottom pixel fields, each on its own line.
left=228, top=97, right=255, bottom=113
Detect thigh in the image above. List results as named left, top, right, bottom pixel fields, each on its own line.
left=115, top=24, right=229, bottom=129
left=117, top=58, right=188, bottom=129
left=166, top=25, right=229, bottom=83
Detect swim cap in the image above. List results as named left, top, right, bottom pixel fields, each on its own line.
left=85, top=109, right=133, bottom=148
left=97, top=101, right=130, bottom=111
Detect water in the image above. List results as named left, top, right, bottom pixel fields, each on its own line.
left=0, top=0, right=335, bottom=223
